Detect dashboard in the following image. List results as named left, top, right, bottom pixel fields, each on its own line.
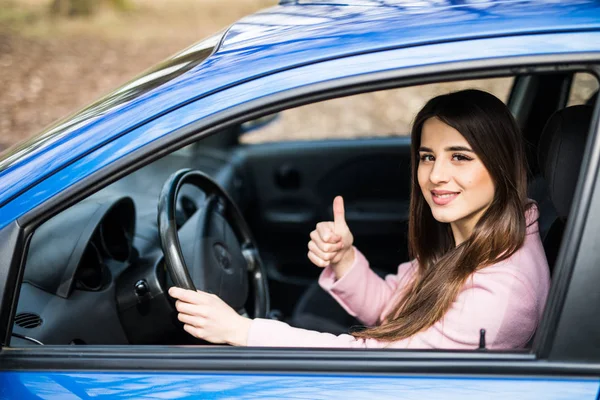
left=12, top=146, right=250, bottom=346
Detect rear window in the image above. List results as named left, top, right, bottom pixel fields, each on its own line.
left=240, top=77, right=514, bottom=144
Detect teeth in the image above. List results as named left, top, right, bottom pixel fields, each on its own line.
left=434, top=193, right=457, bottom=198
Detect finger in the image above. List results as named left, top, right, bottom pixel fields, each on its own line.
left=178, top=312, right=206, bottom=327
left=175, top=300, right=208, bottom=317
left=333, top=196, right=347, bottom=233
left=196, top=289, right=218, bottom=300
left=308, top=240, right=331, bottom=261
left=316, top=222, right=340, bottom=243
left=308, top=240, right=340, bottom=260
left=322, top=240, right=344, bottom=253
left=311, top=230, right=335, bottom=249
left=183, top=323, right=204, bottom=339
left=308, top=250, right=329, bottom=268
left=310, top=229, right=322, bottom=244
left=169, top=287, right=210, bottom=304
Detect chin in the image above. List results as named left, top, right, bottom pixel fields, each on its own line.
left=429, top=206, right=460, bottom=224
left=431, top=213, right=457, bottom=224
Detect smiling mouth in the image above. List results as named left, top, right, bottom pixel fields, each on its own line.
left=431, top=191, right=460, bottom=205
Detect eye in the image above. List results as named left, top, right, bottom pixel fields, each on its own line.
left=420, top=154, right=435, bottom=162
left=452, top=153, right=473, bottom=162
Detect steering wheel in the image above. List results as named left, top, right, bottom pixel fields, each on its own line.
left=157, top=169, right=269, bottom=318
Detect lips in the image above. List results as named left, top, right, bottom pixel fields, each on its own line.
left=431, top=190, right=460, bottom=206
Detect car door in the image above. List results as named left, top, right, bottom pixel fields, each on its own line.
left=1, top=34, right=600, bottom=399
left=1, top=359, right=598, bottom=399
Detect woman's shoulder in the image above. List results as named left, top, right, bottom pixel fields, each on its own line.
left=477, top=252, right=548, bottom=287
left=478, top=201, right=549, bottom=284
left=473, top=241, right=550, bottom=311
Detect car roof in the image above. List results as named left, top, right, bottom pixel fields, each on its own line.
left=219, top=0, right=600, bottom=55
left=1, top=0, right=600, bottom=209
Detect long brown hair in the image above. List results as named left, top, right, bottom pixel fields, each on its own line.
left=354, top=89, right=530, bottom=341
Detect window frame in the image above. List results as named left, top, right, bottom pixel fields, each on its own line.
left=0, top=55, right=599, bottom=374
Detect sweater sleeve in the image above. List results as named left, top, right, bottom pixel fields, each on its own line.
left=318, top=247, right=415, bottom=325
left=247, top=318, right=388, bottom=348
left=247, top=263, right=539, bottom=350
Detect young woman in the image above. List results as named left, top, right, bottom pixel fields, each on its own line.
left=169, top=89, right=550, bottom=349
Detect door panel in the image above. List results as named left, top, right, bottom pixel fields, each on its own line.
left=2, top=371, right=598, bottom=399
left=236, top=138, right=411, bottom=314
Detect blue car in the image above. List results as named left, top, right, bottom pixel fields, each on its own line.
left=1, top=0, right=600, bottom=398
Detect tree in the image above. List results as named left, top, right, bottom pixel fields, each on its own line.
left=50, top=0, right=132, bottom=17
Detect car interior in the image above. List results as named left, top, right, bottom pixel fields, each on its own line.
left=10, top=71, right=599, bottom=348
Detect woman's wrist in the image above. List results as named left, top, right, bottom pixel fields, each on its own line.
left=332, top=247, right=355, bottom=280
left=227, top=316, right=252, bottom=346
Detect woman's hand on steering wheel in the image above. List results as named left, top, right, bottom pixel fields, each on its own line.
left=169, top=286, right=252, bottom=346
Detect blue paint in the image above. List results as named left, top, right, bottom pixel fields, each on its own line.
left=0, top=372, right=598, bottom=399
left=0, top=3, right=598, bottom=397
left=1, top=30, right=600, bottom=229
left=1, top=1, right=600, bottom=208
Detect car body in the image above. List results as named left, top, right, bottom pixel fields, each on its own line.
left=1, top=0, right=600, bottom=398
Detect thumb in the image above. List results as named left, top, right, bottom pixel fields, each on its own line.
left=333, top=196, right=347, bottom=233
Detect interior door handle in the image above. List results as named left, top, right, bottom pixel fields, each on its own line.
left=265, top=208, right=316, bottom=224
left=345, top=209, right=407, bottom=223
left=330, top=201, right=409, bottom=223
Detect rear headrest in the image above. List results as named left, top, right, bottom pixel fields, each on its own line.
left=538, top=105, right=593, bottom=218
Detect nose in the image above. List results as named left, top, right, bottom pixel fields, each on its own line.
left=429, top=159, right=450, bottom=184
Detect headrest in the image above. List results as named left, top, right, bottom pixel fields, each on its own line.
left=538, top=105, right=593, bottom=218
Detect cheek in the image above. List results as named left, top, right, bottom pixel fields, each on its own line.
left=417, top=166, right=429, bottom=193
left=461, top=166, right=494, bottom=197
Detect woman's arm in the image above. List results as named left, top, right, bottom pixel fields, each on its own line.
left=249, top=263, right=540, bottom=350
left=168, top=286, right=388, bottom=348
left=168, top=261, right=541, bottom=349
left=247, top=318, right=388, bottom=348
left=307, top=196, right=414, bottom=325
left=319, top=247, right=415, bottom=326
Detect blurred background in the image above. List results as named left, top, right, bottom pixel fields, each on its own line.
left=0, top=0, right=276, bottom=151
left=1, top=0, right=598, bottom=150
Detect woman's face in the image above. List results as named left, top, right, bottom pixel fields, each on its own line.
left=417, top=117, right=495, bottom=242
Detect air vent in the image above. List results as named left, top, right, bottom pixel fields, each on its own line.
left=15, top=312, right=42, bottom=329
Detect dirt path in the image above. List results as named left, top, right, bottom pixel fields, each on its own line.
left=0, top=33, right=187, bottom=149
left=0, top=0, right=274, bottom=150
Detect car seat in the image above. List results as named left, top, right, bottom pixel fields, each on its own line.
left=537, top=105, right=593, bottom=274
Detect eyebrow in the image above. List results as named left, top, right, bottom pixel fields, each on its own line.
left=418, top=146, right=474, bottom=152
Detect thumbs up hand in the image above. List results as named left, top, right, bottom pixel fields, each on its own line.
left=308, top=196, right=355, bottom=280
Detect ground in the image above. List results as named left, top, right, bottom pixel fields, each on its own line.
left=0, top=0, right=275, bottom=151
left=0, top=1, right=597, bottom=151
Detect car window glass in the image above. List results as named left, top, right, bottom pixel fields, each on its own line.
left=239, top=78, right=514, bottom=144
left=567, top=72, right=599, bottom=107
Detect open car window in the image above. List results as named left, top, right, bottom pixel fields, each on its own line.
left=568, top=72, right=599, bottom=107
left=9, top=70, right=599, bottom=352
left=239, top=78, right=514, bottom=144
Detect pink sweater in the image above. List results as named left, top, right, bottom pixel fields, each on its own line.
left=247, top=206, right=550, bottom=349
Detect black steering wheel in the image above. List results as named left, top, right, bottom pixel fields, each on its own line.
left=157, top=169, right=269, bottom=318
